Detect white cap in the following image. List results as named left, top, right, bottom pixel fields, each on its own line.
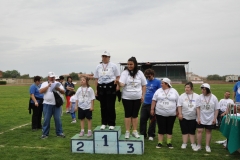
left=201, top=83, right=210, bottom=89
left=102, top=51, right=110, bottom=57
left=55, top=75, right=59, bottom=80
left=162, top=78, right=172, bottom=87
left=48, top=72, right=55, bottom=78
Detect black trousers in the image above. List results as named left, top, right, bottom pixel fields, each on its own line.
left=31, top=103, right=43, bottom=129
left=98, top=82, right=116, bottom=126
left=140, top=103, right=156, bottom=138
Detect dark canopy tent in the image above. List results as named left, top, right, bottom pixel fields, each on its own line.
left=119, top=61, right=190, bottom=81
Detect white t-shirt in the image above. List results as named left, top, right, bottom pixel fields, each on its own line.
left=70, top=95, right=77, bottom=103
left=153, top=88, right=179, bottom=117
left=94, top=62, right=120, bottom=84
left=219, top=98, right=234, bottom=112
left=75, top=86, right=95, bottom=110
left=177, top=92, right=199, bottom=120
left=119, top=70, right=147, bottom=100
left=196, top=94, right=220, bottom=125
left=40, top=81, right=65, bottom=105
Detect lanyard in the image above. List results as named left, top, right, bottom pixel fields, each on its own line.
left=163, top=88, right=170, bottom=98
left=203, top=94, right=212, bottom=105
left=81, top=87, right=88, bottom=98
left=102, top=63, right=108, bottom=71
left=186, top=92, right=193, bottom=104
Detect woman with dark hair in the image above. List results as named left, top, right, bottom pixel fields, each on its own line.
left=29, top=76, right=44, bottom=131
left=177, top=82, right=199, bottom=150
left=150, top=78, right=179, bottom=149
left=117, top=57, right=147, bottom=139
left=193, top=83, right=219, bottom=152
left=64, top=76, right=75, bottom=113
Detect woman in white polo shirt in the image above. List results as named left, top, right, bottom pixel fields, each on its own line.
left=177, top=81, right=199, bottom=150
left=118, top=57, right=147, bottom=139
left=94, top=51, right=120, bottom=130
left=150, top=78, right=179, bottom=149
left=194, top=83, right=219, bottom=153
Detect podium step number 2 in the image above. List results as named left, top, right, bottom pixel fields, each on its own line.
left=71, top=126, right=144, bottom=154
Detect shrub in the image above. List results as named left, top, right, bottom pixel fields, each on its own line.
left=0, top=81, right=7, bottom=85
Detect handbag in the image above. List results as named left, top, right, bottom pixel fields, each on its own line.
left=53, top=91, right=63, bottom=107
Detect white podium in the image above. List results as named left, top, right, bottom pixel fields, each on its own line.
left=71, top=126, right=144, bottom=155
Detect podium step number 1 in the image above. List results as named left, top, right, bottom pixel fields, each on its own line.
left=71, top=126, right=144, bottom=154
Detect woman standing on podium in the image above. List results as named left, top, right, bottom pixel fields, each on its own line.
left=117, top=57, right=147, bottom=139
left=94, top=51, right=120, bottom=130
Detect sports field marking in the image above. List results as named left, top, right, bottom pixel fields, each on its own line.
left=0, top=122, right=30, bottom=135
left=0, top=145, right=46, bottom=149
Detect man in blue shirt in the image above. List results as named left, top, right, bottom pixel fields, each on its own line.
left=233, top=76, right=240, bottom=103
left=140, top=69, right=161, bottom=140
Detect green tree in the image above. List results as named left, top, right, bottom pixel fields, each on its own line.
left=3, top=70, right=20, bottom=78
left=69, top=72, right=79, bottom=80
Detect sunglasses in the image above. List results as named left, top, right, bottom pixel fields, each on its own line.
left=201, top=87, right=206, bottom=90
left=102, top=55, right=108, bottom=58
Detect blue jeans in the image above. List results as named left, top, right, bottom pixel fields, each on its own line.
left=42, top=104, right=63, bottom=136
left=71, top=112, right=76, bottom=119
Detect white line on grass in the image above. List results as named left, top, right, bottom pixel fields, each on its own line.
left=0, top=123, right=31, bottom=135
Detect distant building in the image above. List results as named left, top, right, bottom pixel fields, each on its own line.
left=0, top=70, right=2, bottom=78
left=186, top=72, right=204, bottom=83
left=226, top=75, right=239, bottom=82
left=78, top=73, right=94, bottom=79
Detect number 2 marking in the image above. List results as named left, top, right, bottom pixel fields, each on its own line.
left=127, top=143, right=134, bottom=153
left=77, top=142, right=84, bottom=151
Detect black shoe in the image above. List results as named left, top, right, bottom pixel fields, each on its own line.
left=57, top=133, right=65, bottom=138
left=32, top=129, right=38, bottom=132
left=40, top=135, right=48, bottom=139
left=167, top=143, right=174, bottom=149
left=156, top=143, right=163, bottom=148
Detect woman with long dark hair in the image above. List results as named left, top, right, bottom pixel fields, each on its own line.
left=117, top=57, right=147, bottom=139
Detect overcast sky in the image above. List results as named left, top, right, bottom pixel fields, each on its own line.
left=0, top=0, right=239, bottom=77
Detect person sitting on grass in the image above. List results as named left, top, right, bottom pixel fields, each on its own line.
left=75, top=76, right=95, bottom=137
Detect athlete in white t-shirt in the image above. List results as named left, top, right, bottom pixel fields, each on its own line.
left=217, top=91, right=234, bottom=126
left=117, top=57, right=147, bottom=139
left=151, top=78, right=179, bottom=149
left=94, top=51, right=120, bottom=130
left=194, top=83, right=219, bottom=153
left=75, top=76, right=95, bottom=137
left=177, top=82, right=199, bottom=150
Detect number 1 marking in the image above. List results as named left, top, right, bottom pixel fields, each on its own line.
left=102, top=135, right=109, bottom=146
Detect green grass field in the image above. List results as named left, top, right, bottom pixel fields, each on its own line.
left=0, top=84, right=239, bottom=160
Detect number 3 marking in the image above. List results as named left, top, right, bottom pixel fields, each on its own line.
left=77, top=142, right=84, bottom=151
left=127, top=143, right=134, bottom=153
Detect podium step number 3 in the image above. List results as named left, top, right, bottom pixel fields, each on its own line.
left=71, top=126, right=144, bottom=154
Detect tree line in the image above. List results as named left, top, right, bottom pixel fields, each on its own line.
left=1, top=70, right=81, bottom=80
left=1, top=70, right=231, bottom=81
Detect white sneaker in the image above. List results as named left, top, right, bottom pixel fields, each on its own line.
left=206, top=146, right=211, bottom=152
left=148, top=137, right=153, bottom=141
left=132, top=131, right=140, bottom=138
left=191, top=144, right=197, bottom=150
left=181, top=143, right=187, bottom=149
left=193, top=145, right=202, bottom=151
left=109, top=126, right=115, bottom=130
left=71, top=120, right=76, bottom=123
left=125, top=131, right=130, bottom=139
left=100, top=125, right=106, bottom=130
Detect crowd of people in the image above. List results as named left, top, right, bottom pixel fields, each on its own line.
left=29, top=51, right=240, bottom=153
